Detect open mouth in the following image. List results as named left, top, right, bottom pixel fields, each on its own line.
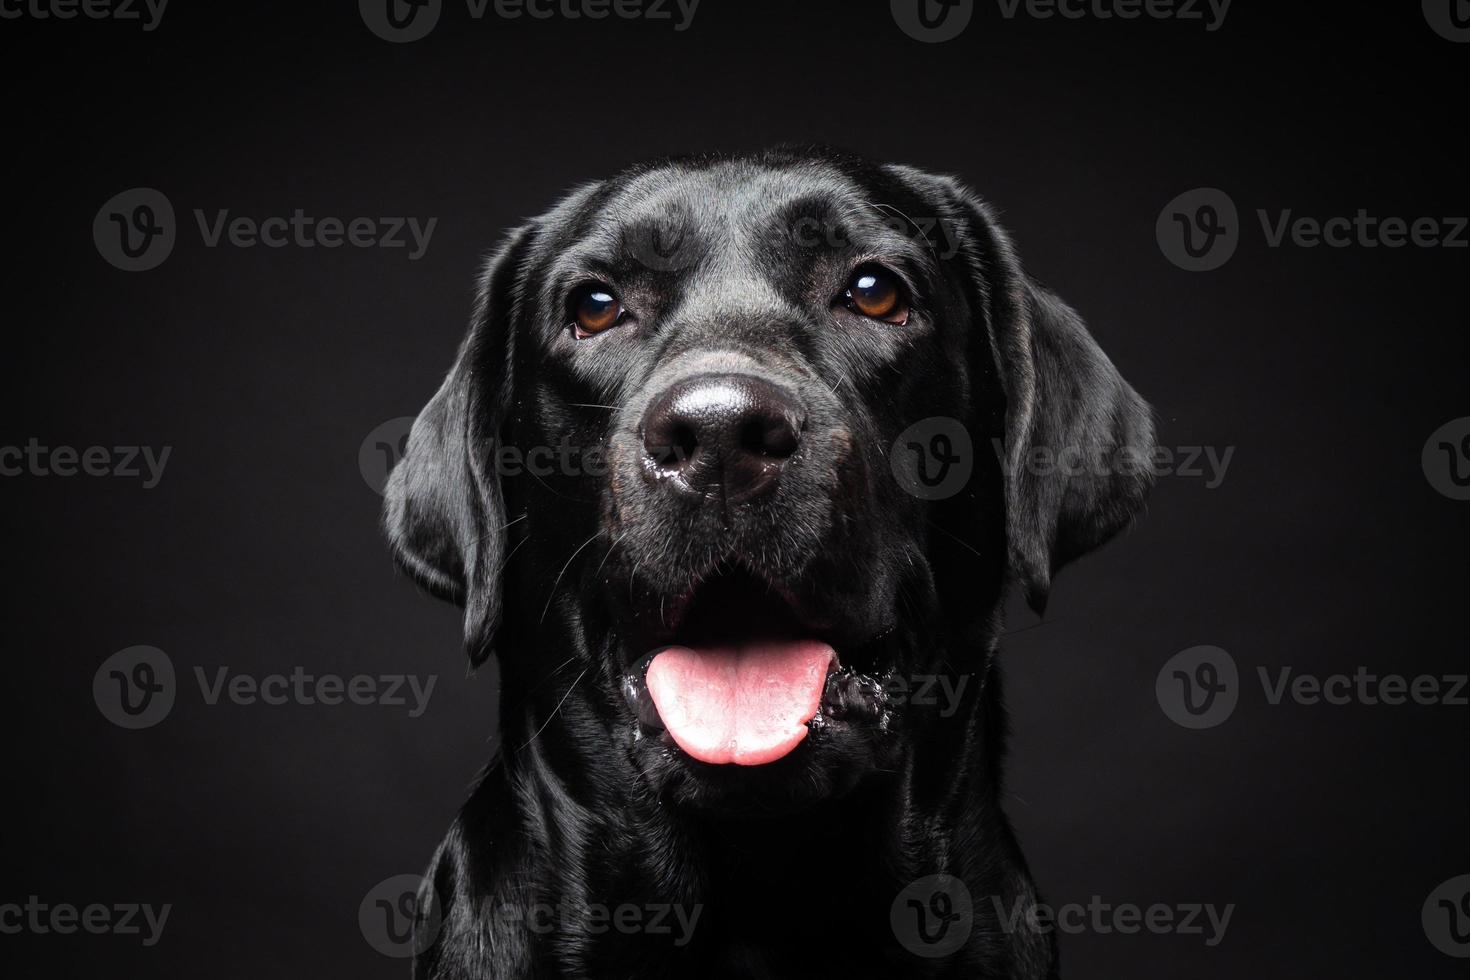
left=623, top=569, right=890, bottom=767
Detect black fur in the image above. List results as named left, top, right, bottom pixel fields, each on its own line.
left=384, top=146, right=1154, bottom=978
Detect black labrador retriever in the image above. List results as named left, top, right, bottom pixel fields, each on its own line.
left=384, top=146, right=1154, bottom=978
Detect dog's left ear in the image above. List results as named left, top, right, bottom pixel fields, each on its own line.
left=900, top=170, right=1157, bottom=612
left=383, top=224, right=536, bottom=666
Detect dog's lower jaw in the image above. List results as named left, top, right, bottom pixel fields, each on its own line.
left=417, top=658, right=1057, bottom=980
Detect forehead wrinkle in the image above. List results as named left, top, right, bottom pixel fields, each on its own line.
left=681, top=169, right=842, bottom=322
left=677, top=247, right=790, bottom=322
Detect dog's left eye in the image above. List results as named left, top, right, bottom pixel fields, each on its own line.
left=572, top=287, right=628, bottom=338
left=841, top=265, right=909, bottom=325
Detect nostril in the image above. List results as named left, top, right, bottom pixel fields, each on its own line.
left=643, top=406, right=702, bottom=471
left=658, top=422, right=699, bottom=470
left=739, top=414, right=800, bottom=460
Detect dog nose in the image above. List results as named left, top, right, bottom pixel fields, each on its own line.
left=641, top=374, right=804, bottom=501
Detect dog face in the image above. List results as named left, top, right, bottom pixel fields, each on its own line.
left=386, top=147, right=1153, bottom=812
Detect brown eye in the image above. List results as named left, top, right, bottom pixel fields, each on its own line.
left=573, top=287, right=626, bottom=338
left=844, top=266, right=908, bottom=324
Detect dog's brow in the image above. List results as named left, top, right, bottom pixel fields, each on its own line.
left=771, top=194, right=943, bottom=272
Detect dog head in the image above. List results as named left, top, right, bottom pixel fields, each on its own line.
left=385, top=147, right=1153, bottom=812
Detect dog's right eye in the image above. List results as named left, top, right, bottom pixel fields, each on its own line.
left=840, top=265, right=910, bottom=325
left=572, top=287, right=628, bottom=339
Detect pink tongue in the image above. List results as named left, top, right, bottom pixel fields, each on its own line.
left=645, top=641, right=835, bottom=766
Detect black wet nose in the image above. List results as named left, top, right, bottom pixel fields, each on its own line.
left=641, top=374, right=804, bottom=501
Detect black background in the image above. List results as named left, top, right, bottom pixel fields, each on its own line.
left=4, top=1, right=1468, bottom=976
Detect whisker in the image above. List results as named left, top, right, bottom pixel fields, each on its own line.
left=498, top=534, right=532, bottom=573
left=472, top=510, right=527, bottom=545
left=925, top=520, right=984, bottom=559
left=527, top=466, right=597, bottom=503
left=1001, top=619, right=1059, bottom=639
left=504, top=654, right=579, bottom=716
left=516, top=665, right=589, bottom=753
left=592, top=532, right=626, bottom=582
left=540, top=531, right=602, bottom=624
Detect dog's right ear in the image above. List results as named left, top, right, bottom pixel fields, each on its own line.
left=383, top=225, right=536, bottom=667
left=890, top=166, right=1155, bottom=614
